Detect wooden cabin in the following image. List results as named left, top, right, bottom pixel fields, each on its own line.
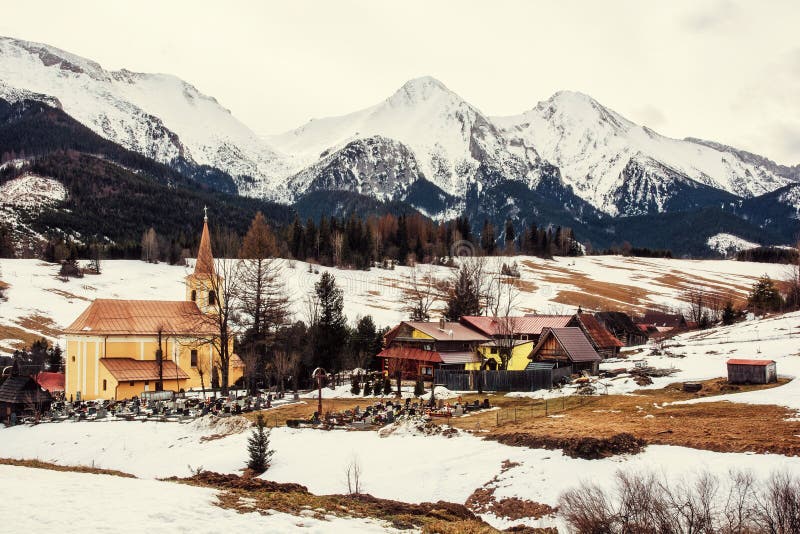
left=379, top=319, right=489, bottom=378
left=0, top=375, right=53, bottom=423
left=528, top=327, right=602, bottom=375
left=572, top=313, right=623, bottom=359
left=594, top=311, right=649, bottom=346
left=727, top=359, right=777, bottom=384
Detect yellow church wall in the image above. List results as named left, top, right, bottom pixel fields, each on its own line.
left=65, top=334, right=240, bottom=401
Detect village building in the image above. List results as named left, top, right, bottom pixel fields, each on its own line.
left=594, top=311, right=649, bottom=346
left=528, top=327, right=602, bottom=375
left=378, top=319, right=488, bottom=378
left=0, top=365, right=53, bottom=422
left=726, top=359, right=777, bottom=385
left=640, top=311, right=688, bottom=333
left=62, top=214, right=244, bottom=401
left=572, top=313, right=623, bottom=359
left=33, top=371, right=65, bottom=396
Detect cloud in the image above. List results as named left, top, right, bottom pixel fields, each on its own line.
left=681, top=0, right=740, bottom=31
left=632, top=105, right=667, bottom=129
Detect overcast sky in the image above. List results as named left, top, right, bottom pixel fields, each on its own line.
left=2, top=0, right=798, bottom=164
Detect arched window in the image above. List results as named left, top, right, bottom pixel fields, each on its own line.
left=208, top=290, right=216, bottom=306
left=102, top=379, right=107, bottom=391
left=191, top=290, right=197, bottom=302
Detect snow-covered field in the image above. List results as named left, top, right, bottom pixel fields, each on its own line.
left=2, top=413, right=800, bottom=530
left=0, top=255, right=787, bottom=354
left=0, top=464, right=403, bottom=533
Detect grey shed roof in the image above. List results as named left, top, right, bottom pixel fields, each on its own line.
left=530, top=327, right=602, bottom=363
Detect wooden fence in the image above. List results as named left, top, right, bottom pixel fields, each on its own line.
left=436, top=367, right=573, bottom=392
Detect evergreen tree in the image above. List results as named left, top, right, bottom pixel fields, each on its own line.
left=247, top=414, right=274, bottom=474
left=444, top=264, right=482, bottom=320
left=312, top=272, right=348, bottom=370
left=480, top=219, right=496, bottom=255
left=363, top=379, right=373, bottom=396
left=747, top=275, right=783, bottom=314
left=414, top=376, right=425, bottom=397
left=504, top=219, right=516, bottom=252
left=722, top=301, right=736, bottom=326
left=382, top=377, right=392, bottom=396
left=350, top=373, right=361, bottom=395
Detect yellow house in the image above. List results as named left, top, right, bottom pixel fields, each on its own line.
left=468, top=340, right=535, bottom=371
left=63, top=214, right=243, bottom=401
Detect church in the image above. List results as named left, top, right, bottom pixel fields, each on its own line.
left=63, top=214, right=244, bottom=401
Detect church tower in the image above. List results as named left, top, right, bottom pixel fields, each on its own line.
left=186, top=208, right=222, bottom=313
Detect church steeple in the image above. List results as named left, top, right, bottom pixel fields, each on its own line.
left=194, top=207, right=215, bottom=277
left=186, top=210, right=220, bottom=312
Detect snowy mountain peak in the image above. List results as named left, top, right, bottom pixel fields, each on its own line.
left=389, top=76, right=452, bottom=104
left=493, top=90, right=796, bottom=215
left=0, top=35, right=288, bottom=198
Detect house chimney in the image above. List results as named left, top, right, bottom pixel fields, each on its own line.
left=439, top=317, right=446, bottom=330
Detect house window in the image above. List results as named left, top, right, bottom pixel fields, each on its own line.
left=71, top=356, right=75, bottom=362
left=102, top=379, right=107, bottom=391
left=129, top=381, right=134, bottom=386
left=191, top=290, right=197, bottom=302
left=144, top=381, right=149, bottom=386
left=420, top=366, right=433, bottom=376
left=490, top=347, right=498, bottom=354
left=424, top=344, right=432, bottom=351
left=191, top=350, right=198, bottom=367
left=208, top=291, right=216, bottom=306
left=520, top=335, right=529, bottom=341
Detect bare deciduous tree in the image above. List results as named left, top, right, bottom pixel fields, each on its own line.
left=402, top=264, right=439, bottom=321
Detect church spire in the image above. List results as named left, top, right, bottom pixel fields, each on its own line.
left=194, top=211, right=215, bottom=276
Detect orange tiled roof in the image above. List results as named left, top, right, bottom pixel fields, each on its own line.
left=194, top=218, right=215, bottom=276
left=578, top=313, right=624, bottom=349
left=64, top=299, right=216, bottom=336
left=100, top=358, right=190, bottom=381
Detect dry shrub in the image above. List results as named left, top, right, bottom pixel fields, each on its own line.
left=167, top=470, right=308, bottom=493
left=490, top=432, right=645, bottom=459
left=559, top=469, right=800, bottom=533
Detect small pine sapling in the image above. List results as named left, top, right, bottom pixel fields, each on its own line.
left=247, top=414, right=274, bottom=474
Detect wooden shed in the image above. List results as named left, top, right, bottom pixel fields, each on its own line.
left=726, top=359, right=777, bottom=385
left=0, top=375, right=53, bottom=422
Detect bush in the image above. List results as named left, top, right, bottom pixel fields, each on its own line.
left=414, top=377, right=425, bottom=397
left=383, top=377, right=392, bottom=396
left=247, top=415, right=274, bottom=474
left=363, top=380, right=373, bottom=396
left=559, top=469, right=800, bottom=533
left=350, top=373, right=361, bottom=396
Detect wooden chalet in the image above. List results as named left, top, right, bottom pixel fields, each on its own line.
left=594, top=311, right=649, bottom=346
left=379, top=319, right=489, bottom=379
left=528, top=327, right=602, bottom=375
left=572, top=313, right=623, bottom=358
left=0, top=374, right=53, bottom=422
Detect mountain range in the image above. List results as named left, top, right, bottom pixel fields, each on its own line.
left=1, top=35, right=799, bottom=255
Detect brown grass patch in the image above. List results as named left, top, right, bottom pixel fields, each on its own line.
left=44, top=287, right=92, bottom=301
left=14, top=314, right=62, bottom=338
left=0, top=458, right=136, bottom=478
left=0, top=324, right=40, bottom=352
left=173, top=470, right=497, bottom=533
left=468, top=379, right=800, bottom=456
